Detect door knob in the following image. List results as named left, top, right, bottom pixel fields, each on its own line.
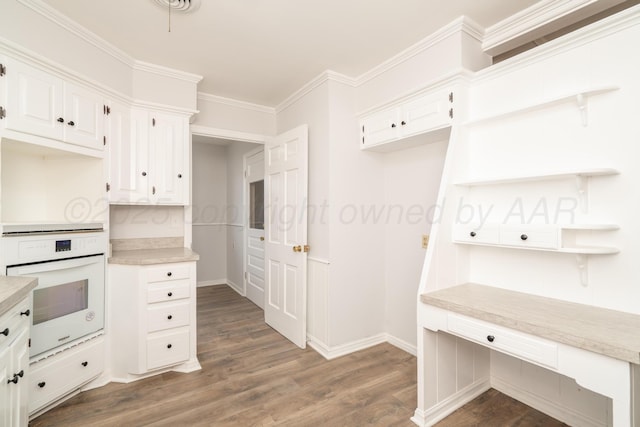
left=260, top=236, right=265, bottom=241
left=293, top=245, right=302, bottom=252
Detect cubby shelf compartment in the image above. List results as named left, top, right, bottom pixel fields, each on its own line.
left=455, top=168, right=619, bottom=187
left=462, top=85, right=619, bottom=127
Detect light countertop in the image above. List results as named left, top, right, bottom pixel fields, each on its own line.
left=0, top=276, right=37, bottom=315
left=109, top=247, right=200, bottom=265
left=421, top=283, right=640, bottom=364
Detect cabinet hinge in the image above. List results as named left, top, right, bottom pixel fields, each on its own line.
left=152, top=118, right=156, bottom=127
left=106, top=182, right=111, bottom=192
left=244, top=272, right=248, bottom=280
left=103, top=105, right=111, bottom=115
left=449, top=108, right=454, bottom=119
left=103, top=135, right=106, bottom=146
left=0, top=106, right=5, bottom=120
left=0, top=63, right=5, bottom=77
left=106, top=106, right=111, bottom=115
left=449, top=92, right=453, bottom=103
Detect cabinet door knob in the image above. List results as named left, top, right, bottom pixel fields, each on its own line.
left=20, top=309, right=30, bottom=317
left=178, top=174, right=182, bottom=178
left=167, top=292, right=173, bottom=297
left=167, top=344, right=172, bottom=349
left=141, top=171, right=147, bottom=177
left=391, top=123, right=396, bottom=128
left=38, top=382, right=46, bottom=388
left=1, top=328, right=8, bottom=337
left=167, top=315, right=173, bottom=320
left=67, top=120, right=75, bottom=126
left=470, top=231, right=477, bottom=237
left=520, top=234, right=528, bottom=241
left=7, top=375, right=18, bottom=385
left=81, top=361, right=88, bottom=367
left=401, top=121, right=406, bottom=126
left=487, top=335, right=495, bottom=343
left=17, top=370, right=24, bottom=378
left=57, top=117, right=64, bottom=123
left=167, top=272, right=172, bottom=277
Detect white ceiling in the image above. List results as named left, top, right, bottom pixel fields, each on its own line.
left=41, top=0, right=540, bottom=107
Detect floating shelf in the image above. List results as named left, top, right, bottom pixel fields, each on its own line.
left=454, top=241, right=619, bottom=255
left=560, top=224, right=619, bottom=231
left=462, top=85, right=620, bottom=127
left=455, top=168, right=619, bottom=187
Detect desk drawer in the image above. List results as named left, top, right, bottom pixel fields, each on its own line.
left=147, top=280, right=190, bottom=303
left=499, top=227, right=559, bottom=249
left=453, top=224, right=499, bottom=245
left=448, top=314, right=558, bottom=369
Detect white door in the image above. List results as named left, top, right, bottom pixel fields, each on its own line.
left=245, top=148, right=265, bottom=309
left=149, top=112, right=188, bottom=204
left=264, top=125, right=308, bottom=348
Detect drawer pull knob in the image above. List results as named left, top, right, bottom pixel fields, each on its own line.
left=167, top=344, right=172, bottom=349
left=142, top=171, right=147, bottom=177
left=17, top=370, right=24, bottom=378
left=57, top=117, right=64, bottom=123
left=401, top=121, right=406, bottom=126
left=470, top=231, right=476, bottom=237
left=168, top=292, right=173, bottom=297
left=38, top=382, right=46, bottom=388
left=520, top=234, right=528, bottom=241
left=167, top=272, right=172, bottom=277
left=487, top=335, right=495, bottom=343
left=20, top=309, right=30, bottom=317
left=1, top=328, right=8, bottom=337
left=81, top=361, right=88, bottom=367
left=391, top=123, right=396, bottom=128
left=167, top=315, right=173, bottom=320
left=67, top=120, right=75, bottom=126
left=7, top=375, right=18, bottom=385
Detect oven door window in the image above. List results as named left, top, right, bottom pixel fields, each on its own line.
left=33, top=279, right=89, bottom=325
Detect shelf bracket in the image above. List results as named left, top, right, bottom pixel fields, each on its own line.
left=576, top=254, right=589, bottom=286
left=576, top=175, right=588, bottom=213
left=576, top=93, right=588, bottom=127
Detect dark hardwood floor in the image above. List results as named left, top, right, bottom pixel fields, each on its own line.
left=30, top=285, right=566, bottom=426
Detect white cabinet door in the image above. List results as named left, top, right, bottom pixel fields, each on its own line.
left=9, top=328, right=28, bottom=427
left=360, top=107, right=400, bottom=148
left=0, top=343, right=11, bottom=427
left=149, top=112, right=187, bottom=205
left=5, top=58, right=64, bottom=141
left=401, top=89, right=451, bottom=138
left=109, top=105, right=149, bottom=203
left=63, top=83, right=105, bottom=150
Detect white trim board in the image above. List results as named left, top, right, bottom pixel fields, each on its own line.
left=197, top=92, right=275, bottom=115
left=190, top=125, right=267, bottom=145
left=197, top=279, right=228, bottom=288
left=307, top=333, right=416, bottom=360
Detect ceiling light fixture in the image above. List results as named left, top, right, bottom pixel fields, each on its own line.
left=152, top=0, right=201, bottom=32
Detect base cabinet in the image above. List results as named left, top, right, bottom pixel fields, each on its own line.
left=0, top=296, right=30, bottom=427
left=28, top=335, right=105, bottom=415
left=109, top=261, right=198, bottom=378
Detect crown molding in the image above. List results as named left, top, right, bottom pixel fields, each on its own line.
left=190, top=124, right=267, bottom=144
left=475, top=2, right=640, bottom=83
left=134, top=61, right=202, bottom=84
left=354, top=16, right=485, bottom=87
left=16, top=0, right=135, bottom=67
left=275, top=70, right=356, bottom=114
left=197, top=92, right=275, bottom=115
left=482, top=0, right=624, bottom=55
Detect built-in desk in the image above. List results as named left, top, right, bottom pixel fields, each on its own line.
left=418, top=284, right=640, bottom=426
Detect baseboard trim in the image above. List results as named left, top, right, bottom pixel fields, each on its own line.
left=386, top=334, right=417, bottom=356
left=411, top=379, right=491, bottom=427
left=196, top=279, right=228, bottom=288
left=491, top=376, right=606, bottom=427
left=226, top=279, right=245, bottom=296
left=308, top=333, right=388, bottom=360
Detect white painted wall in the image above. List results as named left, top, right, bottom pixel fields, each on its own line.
left=109, top=205, right=184, bottom=239
left=382, top=140, right=448, bottom=349
left=191, top=141, right=228, bottom=285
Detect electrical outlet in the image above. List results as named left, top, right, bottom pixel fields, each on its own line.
left=421, top=234, right=429, bottom=248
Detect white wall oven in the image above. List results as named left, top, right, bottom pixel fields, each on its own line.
left=0, top=224, right=106, bottom=358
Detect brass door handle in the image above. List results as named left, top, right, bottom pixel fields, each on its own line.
left=260, top=236, right=265, bottom=241
left=293, top=245, right=302, bottom=253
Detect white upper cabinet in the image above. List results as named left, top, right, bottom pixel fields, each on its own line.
left=109, top=108, right=188, bottom=205
left=360, top=87, right=454, bottom=151
left=3, top=58, right=104, bottom=151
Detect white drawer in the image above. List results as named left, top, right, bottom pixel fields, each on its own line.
left=146, top=264, right=191, bottom=283
left=29, top=336, right=105, bottom=414
left=452, top=224, right=499, bottom=245
left=147, top=301, right=190, bottom=333
left=0, top=297, right=30, bottom=350
left=147, top=279, right=190, bottom=303
left=499, top=226, right=559, bottom=249
left=146, top=328, right=189, bottom=371
left=447, top=314, right=558, bottom=369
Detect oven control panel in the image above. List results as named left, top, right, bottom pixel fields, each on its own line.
left=1, top=232, right=107, bottom=266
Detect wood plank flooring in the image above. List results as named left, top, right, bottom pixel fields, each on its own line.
left=30, top=285, right=566, bottom=426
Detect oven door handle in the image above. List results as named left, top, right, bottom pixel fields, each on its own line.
left=8, top=255, right=103, bottom=276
